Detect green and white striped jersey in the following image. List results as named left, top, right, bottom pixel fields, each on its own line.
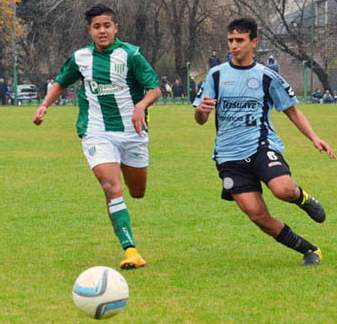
left=55, top=38, right=159, bottom=136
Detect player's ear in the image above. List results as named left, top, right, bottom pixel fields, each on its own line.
left=252, top=37, right=258, bottom=49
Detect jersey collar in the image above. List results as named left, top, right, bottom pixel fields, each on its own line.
left=90, top=38, right=122, bottom=54
left=229, top=60, right=256, bottom=70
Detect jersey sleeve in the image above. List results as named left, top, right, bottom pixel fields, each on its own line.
left=269, top=74, right=298, bottom=112
left=55, top=53, right=81, bottom=88
left=130, top=49, right=159, bottom=90
left=192, top=67, right=219, bottom=107
left=192, top=80, right=205, bottom=107
left=203, top=70, right=216, bottom=100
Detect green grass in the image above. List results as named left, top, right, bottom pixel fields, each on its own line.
left=1, top=104, right=337, bottom=323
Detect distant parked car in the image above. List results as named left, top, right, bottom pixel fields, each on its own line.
left=17, top=84, right=39, bottom=103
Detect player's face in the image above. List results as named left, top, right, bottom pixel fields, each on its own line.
left=228, top=30, right=257, bottom=66
left=87, top=15, right=118, bottom=51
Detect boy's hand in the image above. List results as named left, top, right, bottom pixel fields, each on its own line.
left=198, top=96, right=216, bottom=113
left=313, top=138, right=336, bottom=160
left=33, top=105, right=48, bottom=125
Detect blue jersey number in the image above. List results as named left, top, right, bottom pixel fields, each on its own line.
left=245, top=114, right=257, bottom=126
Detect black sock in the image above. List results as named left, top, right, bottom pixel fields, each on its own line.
left=123, top=245, right=135, bottom=250
left=290, top=187, right=304, bottom=205
left=275, top=224, right=317, bottom=254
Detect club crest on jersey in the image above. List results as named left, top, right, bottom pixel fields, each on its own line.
left=114, top=63, right=125, bottom=74
left=247, top=77, right=260, bottom=90
left=88, top=145, right=96, bottom=156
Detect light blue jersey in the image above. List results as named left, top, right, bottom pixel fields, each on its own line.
left=193, top=61, right=298, bottom=163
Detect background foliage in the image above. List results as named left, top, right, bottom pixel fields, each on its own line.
left=1, top=0, right=337, bottom=92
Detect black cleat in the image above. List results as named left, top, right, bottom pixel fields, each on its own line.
left=303, top=249, right=322, bottom=266
left=300, top=195, right=326, bottom=223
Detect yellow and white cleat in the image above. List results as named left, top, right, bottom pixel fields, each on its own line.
left=119, top=247, right=146, bottom=270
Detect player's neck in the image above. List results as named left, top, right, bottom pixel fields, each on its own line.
left=95, top=44, right=112, bottom=52
left=231, top=55, right=254, bottom=67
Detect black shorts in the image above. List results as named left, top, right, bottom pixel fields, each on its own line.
left=216, top=148, right=291, bottom=201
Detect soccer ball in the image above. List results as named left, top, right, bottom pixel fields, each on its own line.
left=72, top=266, right=129, bottom=319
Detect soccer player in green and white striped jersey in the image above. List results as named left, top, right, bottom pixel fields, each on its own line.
left=34, top=4, right=161, bottom=270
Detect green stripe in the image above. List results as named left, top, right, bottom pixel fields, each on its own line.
left=77, top=86, right=89, bottom=136
left=93, top=52, right=124, bottom=131
left=126, top=71, right=143, bottom=105
left=109, top=200, right=125, bottom=207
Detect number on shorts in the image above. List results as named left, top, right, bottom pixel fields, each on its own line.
left=267, top=151, right=278, bottom=161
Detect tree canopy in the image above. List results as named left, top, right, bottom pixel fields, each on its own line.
left=1, top=0, right=336, bottom=92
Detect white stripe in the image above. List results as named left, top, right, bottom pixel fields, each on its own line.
left=74, top=48, right=105, bottom=133
left=109, top=197, right=124, bottom=206
left=110, top=48, right=134, bottom=131
left=109, top=203, right=127, bottom=214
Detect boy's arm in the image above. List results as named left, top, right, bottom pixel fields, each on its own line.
left=132, top=87, right=161, bottom=134
left=33, top=83, right=65, bottom=125
left=284, top=106, right=336, bottom=159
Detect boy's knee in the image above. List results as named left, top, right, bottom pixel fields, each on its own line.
left=100, top=181, right=122, bottom=198
left=247, top=210, right=269, bottom=226
left=272, top=185, right=298, bottom=201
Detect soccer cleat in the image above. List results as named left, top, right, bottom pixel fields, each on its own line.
left=303, top=248, right=322, bottom=266
left=300, top=191, right=325, bottom=223
left=119, top=247, right=146, bottom=270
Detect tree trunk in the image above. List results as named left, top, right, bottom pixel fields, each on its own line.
left=311, top=61, right=331, bottom=93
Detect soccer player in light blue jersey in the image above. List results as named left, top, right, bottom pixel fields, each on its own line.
left=34, top=4, right=161, bottom=269
left=194, top=18, right=336, bottom=266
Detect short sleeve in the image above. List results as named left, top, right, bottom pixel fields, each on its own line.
left=129, top=50, right=159, bottom=90
left=203, top=70, right=216, bottom=100
left=55, top=53, right=81, bottom=88
left=269, top=74, right=298, bottom=111
left=192, top=67, right=219, bottom=107
left=192, top=81, right=205, bottom=107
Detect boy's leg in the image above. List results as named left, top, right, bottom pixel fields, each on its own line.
left=121, top=164, right=147, bottom=199
left=119, top=165, right=148, bottom=269
left=120, top=130, right=149, bottom=199
left=268, top=175, right=325, bottom=223
left=233, top=191, right=283, bottom=236
left=93, top=163, right=135, bottom=249
left=253, top=148, right=325, bottom=223
left=115, top=132, right=149, bottom=268
left=233, top=192, right=321, bottom=265
left=82, top=134, right=146, bottom=269
left=93, top=163, right=145, bottom=269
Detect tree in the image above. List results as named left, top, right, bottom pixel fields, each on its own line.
left=231, top=0, right=337, bottom=92
left=0, top=0, right=24, bottom=81
left=117, top=0, right=168, bottom=66
left=163, top=0, right=215, bottom=83
left=16, top=0, right=169, bottom=86
left=17, top=0, right=93, bottom=85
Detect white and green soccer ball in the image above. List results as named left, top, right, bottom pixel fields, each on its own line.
left=72, top=266, right=129, bottom=319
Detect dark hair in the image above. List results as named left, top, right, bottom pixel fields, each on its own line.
left=85, top=4, right=116, bottom=24
left=227, top=18, right=257, bottom=40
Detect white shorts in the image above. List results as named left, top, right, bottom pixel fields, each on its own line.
left=82, top=131, right=149, bottom=169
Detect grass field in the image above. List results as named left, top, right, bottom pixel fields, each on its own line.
left=1, top=104, right=337, bottom=323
